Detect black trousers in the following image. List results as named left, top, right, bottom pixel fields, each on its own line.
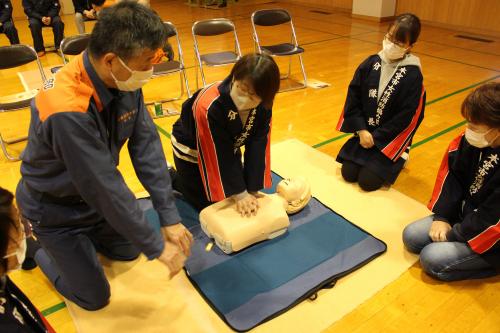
left=28, top=16, right=64, bottom=52
left=340, top=160, right=385, bottom=192
left=0, top=19, right=19, bottom=45
left=173, top=155, right=211, bottom=211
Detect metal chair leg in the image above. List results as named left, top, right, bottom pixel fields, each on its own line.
left=183, top=68, right=192, bottom=97
left=277, top=54, right=308, bottom=93
left=195, top=56, right=200, bottom=90
left=0, top=133, right=21, bottom=162
left=298, top=53, right=307, bottom=88
left=199, top=63, right=207, bottom=88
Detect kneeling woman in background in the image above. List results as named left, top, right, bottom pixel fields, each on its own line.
left=171, top=54, right=280, bottom=216
left=336, top=13, right=425, bottom=191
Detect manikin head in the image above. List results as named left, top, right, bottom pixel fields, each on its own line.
left=276, top=177, right=312, bottom=214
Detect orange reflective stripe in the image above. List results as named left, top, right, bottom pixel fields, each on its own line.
left=35, top=54, right=101, bottom=122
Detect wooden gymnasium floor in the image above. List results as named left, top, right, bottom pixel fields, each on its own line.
left=1, top=0, right=499, bottom=332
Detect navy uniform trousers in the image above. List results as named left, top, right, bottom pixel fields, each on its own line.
left=18, top=182, right=140, bottom=311
left=28, top=16, right=64, bottom=52
left=0, top=19, right=19, bottom=44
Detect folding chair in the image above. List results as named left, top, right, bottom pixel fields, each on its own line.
left=145, top=21, right=191, bottom=106
left=192, top=18, right=241, bottom=88
left=51, top=33, right=91, bottom=74
left=0, top=44, right=46, bottom=161
left=251, top=9, right=307, bottom=91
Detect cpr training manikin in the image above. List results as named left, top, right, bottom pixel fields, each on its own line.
left=200, top=177, right=312, bottom=254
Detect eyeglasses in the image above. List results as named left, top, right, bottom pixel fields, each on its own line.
left=385, top=33, right=408, bottom=49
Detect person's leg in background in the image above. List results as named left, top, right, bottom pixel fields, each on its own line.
left=74, top=12, right=86, bottom=34
left=2, top=19, right=20, bottom=44
left=50, top=16, right=65, bottom=50
left=28, top=17, right=45, bottom=55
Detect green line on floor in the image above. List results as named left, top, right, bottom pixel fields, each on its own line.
left=41, top=302, right=66, bottom=317
left=312, top=74, right=500, bottom=149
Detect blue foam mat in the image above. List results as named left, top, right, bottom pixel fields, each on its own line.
left=143, top=174, right=387, bottom=331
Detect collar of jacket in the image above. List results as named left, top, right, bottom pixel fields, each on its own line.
left=82, top=51, right=116, bottom=111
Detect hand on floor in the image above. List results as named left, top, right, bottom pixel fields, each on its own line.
left=157, top=241, right=187, bottom=279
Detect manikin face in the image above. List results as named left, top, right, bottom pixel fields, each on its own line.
left=276, top=177, right=311, bottom=214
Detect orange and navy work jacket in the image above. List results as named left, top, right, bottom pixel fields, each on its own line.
left=17, top=52, right=179, bottom=260
left=171, top=77, right=272, bottom=202
left=428, top=133, right=500, bottom=268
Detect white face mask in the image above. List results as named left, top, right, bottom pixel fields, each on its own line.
left=382, top=38, right=408, bottom=61
left=230, top=82, right=261, bottom=111
left=3, top=225, right=27, bottom=272
left=110, top=57, right=153, bottom=92
left=465, top=127, right=497, bottom=148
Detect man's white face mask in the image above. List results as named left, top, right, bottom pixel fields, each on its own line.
left=110, top=56, right=153, bottom=92
left=382, top=38, right=408, bottom=61
left=465, top=127, right=498, bottom=148
left=230, top=81, right=261, bottom=111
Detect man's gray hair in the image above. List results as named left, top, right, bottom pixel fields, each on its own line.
left=88, top=1, right=166, bottom=60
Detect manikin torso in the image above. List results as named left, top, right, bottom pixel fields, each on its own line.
left=199, top=177, right=311, bottom=254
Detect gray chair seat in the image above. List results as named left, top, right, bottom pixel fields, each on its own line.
left=251, top=8, right=307, bottom=92
left=153, top=60, right=183, bottom=76
left=261, top=43, right=304, bottom=56
left=0, top=44, right=45, bottom=161
left=51, top=65, right=63, bottom=74
left=0, top=99, right=33, bottom=111
left=192, top=18, right=242, bottom=87
left=144, top=21, right=191, bottom=108
left=0, top=90, right=38, bottom=111
left=200, top=51, right=240, bottom=65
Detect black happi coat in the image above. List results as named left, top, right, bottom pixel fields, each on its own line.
left=172, top=77, right=272, bottom=202
left=336, top=54, right=426, bottom=183
left=428, top=133, right=500, bottom=269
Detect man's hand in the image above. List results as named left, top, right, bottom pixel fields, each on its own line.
left=161, top=223, right=193, bottom=257
left=83, top=9, right=95, bottom=19
left=234, top=193, right=259, bottom=217
left=157, top=241, right=187, bottom=279
left=358, top=130, right=374, bottom=149
left=42, top=16, right=51, bottom=25
left=429, top=220, right=451, bottom=242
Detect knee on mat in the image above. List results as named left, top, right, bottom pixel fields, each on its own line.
left=116, top=248, right=140, bottom=261
left=75, top=285, right=111, bottom=311
left=341, top=162, right=360, bottom=183
left=419, top=245, right=450, bottom=281
left=358, top=168, right=384, bottom=192
left=402, top=224, right=423, bottom=254
left=102, top=245, right=140, bottom=261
